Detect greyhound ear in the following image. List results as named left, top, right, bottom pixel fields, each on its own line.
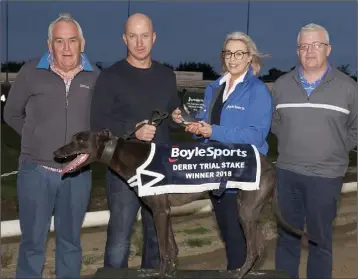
left=97, top=128, right=113, bottom=139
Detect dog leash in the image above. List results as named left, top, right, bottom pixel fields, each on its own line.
left=100, top=110, right=169, bottom=164
left=123, top=110, right=169, bottom=140
left=100, top=137, right=120, bottom=165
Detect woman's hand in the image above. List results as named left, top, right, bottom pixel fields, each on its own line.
left=185, top=121, right=212, bottom=138
left=185, top=122, right=202, bottom=135
left=197, top=121, right=212, bottom=138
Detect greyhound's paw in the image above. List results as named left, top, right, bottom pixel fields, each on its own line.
left=166, top=261, right=177, bottom=276
left=232, top=268, right=245, bottom=279
left=155, top=269, right=169, bottom=279
left=148, top=273, right=164, bottom=279
left=149, top=274, right=175, bottom=279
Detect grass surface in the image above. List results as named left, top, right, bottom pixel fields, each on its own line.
left=185, top=237, right=212, bottom=248
left=183, top=227, right=210, bottom=235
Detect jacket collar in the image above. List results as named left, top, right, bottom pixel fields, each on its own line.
left=36, top=51, right=94, bottom=71
left=212, top=65, right=255, bottom=88
left=291, top=63, right=334, bottom=83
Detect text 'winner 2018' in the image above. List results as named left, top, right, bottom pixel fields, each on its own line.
left=172, top=162, right=246, bottom=179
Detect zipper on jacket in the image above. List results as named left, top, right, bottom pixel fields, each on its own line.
left=65, top=91, right=69, bottom=108
left=62, top=83, right=68, bottom=172
left=294, top=77, right=311, bottom=101
left=294, top=74, right=330, bottom=101
left=48, top=68, right=83, bottom=169
left=63, top=70, right=83, bottom=143
left=47, top=70, right=68, bottom=169
left=64, top=87, right=68, bottom=143
left=47, top=70, right=69, bottom=143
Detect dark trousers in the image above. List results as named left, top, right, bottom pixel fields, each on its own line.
left=104, top=168, right=160, bottom=269
left=210, top=191, right=247, bottom=270
left=275, top=167, right=343, bottom=279
left=15, top=161, right=92, bottom=279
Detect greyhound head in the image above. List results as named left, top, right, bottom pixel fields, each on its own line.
left=53, top=129, right=115, bottom=175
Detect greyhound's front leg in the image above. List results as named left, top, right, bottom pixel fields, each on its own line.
left=152, top=208, right=171, bottom=279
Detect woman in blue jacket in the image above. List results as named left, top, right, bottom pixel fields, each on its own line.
left=185, top=31, right=273, bottom=270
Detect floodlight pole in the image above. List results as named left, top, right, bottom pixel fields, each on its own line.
left=126, top=0, right=130, bottom=56
left=246, top=0, right=251, bottom=35
left=5, top=0, right=9, bottom=84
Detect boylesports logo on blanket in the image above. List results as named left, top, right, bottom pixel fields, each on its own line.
left=168, top=145, right=247, bottom=163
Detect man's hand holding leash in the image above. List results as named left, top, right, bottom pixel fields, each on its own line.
left=135, top=120, right=156, bottom=141
left=134, top=110, right=169, bottom=142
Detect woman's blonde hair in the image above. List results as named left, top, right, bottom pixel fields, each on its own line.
left=221, top=31, right=270, bottom=76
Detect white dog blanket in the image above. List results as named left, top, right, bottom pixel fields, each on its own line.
left=128, top=141, right=261, bottom=197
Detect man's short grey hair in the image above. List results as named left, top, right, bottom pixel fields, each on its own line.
left=48, top=13, right=84, bottom=42
left=297, top=23, right=330, bottom=45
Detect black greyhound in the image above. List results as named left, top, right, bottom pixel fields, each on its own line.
left=53, top=129, right=311, bottom=279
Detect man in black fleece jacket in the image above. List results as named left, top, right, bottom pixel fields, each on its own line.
left=90, top=13, right=182, bottom=269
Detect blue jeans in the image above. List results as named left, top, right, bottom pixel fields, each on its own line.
left=15, top=161, right=92, bottom=279
left=104, top=168, right=160, bottom=269
left=275, top=167, right=343, bottom=279
left=210, top=191, right=247, bottom=270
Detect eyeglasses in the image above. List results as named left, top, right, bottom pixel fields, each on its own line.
left=298, top=42, right=329, bottom=51
left=222, top=50, right=249, bottom=60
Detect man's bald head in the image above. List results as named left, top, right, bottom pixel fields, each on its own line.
left=125, top=13, right=154, bottom=34
left=123, top=13, right=156, bottom=67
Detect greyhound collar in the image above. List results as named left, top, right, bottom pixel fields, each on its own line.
left=100, top=138, right=119, bottom=164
